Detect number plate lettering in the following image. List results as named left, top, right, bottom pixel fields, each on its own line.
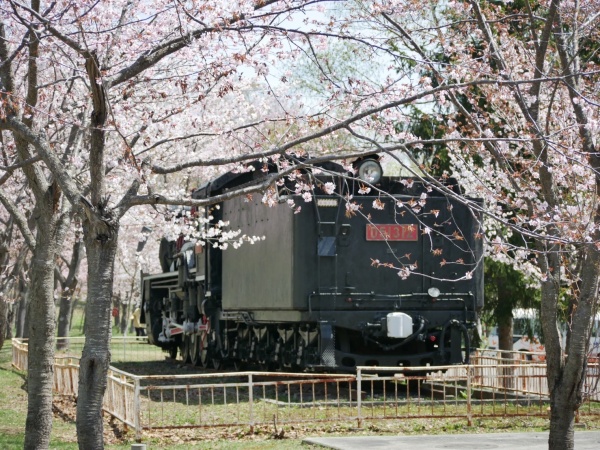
left=366, top=224, right=418, bottom=241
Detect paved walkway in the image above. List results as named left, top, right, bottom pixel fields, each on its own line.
left=303, top=431, right=600, bottom=449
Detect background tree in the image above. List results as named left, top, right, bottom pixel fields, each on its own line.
left=0, top=172, right=32, bottom=344
left=55, top=232, right=84, bottom=350
left=484, top=259, right=540, bottom=353
left=0, top=211, right=16, bottom=348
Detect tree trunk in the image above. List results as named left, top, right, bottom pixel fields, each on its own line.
left=76, top=227, right=119, bottom=450
left=0, top=296, right=6, bottom=350
left=120, top=296, right=131, bottom=335
left=543, top=248, right=599, bottom=450
left=0, top=225, right=10, bottom=349
left=498, top=317, right=514, bottom=390
left=70, top=295, right=80, bottom=332
left=498, top=318, right=514, bottom=356
left=1, top=247, right=28, bottom=344
left=549, top=385, right=576, bottom=449
left=24, top=250, right=56, bottom=449
left=56, top=284, right=76, bottom=351
left=16, top=283, right=28, bottom=338
left=119, top=301, right=128, bottom=335
left=57, top=238, right=84, bottom=349
left=24, top=218, right=69, bottom=450
left=5, top=301, right=14, bottom=340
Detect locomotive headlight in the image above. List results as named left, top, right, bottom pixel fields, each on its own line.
left=357, top=159, right=383, bottom=184
left=428, top=287, right=441, bottom=299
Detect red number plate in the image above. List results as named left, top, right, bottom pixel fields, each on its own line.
left=366, top=224, right=418, bottom=241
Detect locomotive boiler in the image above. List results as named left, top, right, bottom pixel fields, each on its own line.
left=140, top=156, right=484, bottom=371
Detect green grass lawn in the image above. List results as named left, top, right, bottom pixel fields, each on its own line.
left=0, top=363, right=27, bottom=449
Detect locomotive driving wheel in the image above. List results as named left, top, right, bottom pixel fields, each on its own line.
left=189, top=334, right=201, bottom=366
left=209, top=327, right=224, bottom=370
left=182, top=335, right=192, bottom=364
left=198, top=318, right=210, bottom=367
left=203, top=314, right=226, bottom=370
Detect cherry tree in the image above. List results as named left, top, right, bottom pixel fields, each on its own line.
left=0, top=166, right=33, bottom=342
left=1, top=1, right=598, bottom=450
left=0, top=205, right=23, bottom=348
left=0, top=69, right=74, bottom=450
left=0, top=1, right=371, bottom=448
left=353, top=2, right=598, bottom=449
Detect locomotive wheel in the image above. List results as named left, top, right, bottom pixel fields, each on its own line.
left=190, top=334, right=201, bottom=366
left=210, top=358, right=223, bottom=370
left=212, top=358, right=222, bottom=370
left=233, top=359, right=247, bottom=371
left=198, top=326, right=210, bottom=368
left=232, top=324, right=250, bottom=370
left=259, top=359, right=276, bottom=372
left=168, top=345, right=178, bottom=360
left=210, top=329, right=224, bottom=370
left=209, top=318, right=227, bottom=370
left=182, top=335, right=192, bottom=363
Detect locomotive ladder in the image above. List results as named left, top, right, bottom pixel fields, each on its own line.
left=315, top=215, right=339, bottom=296
left=313, top=200, right=344, bottom=368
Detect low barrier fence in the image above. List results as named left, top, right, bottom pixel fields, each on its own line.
left=12, top=335, right=165, bottom=371
left=12, top=339, right=600, bottom=441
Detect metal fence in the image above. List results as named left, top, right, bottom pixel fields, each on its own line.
left=12, top=336, right=166, bottom=371
left=12, top=339, right=600, bottom=442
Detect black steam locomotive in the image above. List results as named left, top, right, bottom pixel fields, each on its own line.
left=141, top=156, right=484, bottom=371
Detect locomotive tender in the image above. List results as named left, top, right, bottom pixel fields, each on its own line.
left=141, top=156, right=484, bottom=371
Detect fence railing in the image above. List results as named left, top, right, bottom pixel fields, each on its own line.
left=12, top=339, right=600, bottom=442
left=11, top=336, right=166, bottom=372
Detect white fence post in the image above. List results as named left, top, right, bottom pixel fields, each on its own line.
left=356, top=367, right=362, bottom=429
left=134, top=377, right=142, bottom=442
left=248, top=373, right=254, bottom=433
left=467, top=365, right=472, bottom=426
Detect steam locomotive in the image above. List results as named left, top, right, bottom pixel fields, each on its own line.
left=140, top=156, right=484, bottom=371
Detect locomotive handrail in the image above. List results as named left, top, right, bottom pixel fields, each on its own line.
left=309, top=291, right=474, bottom=298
